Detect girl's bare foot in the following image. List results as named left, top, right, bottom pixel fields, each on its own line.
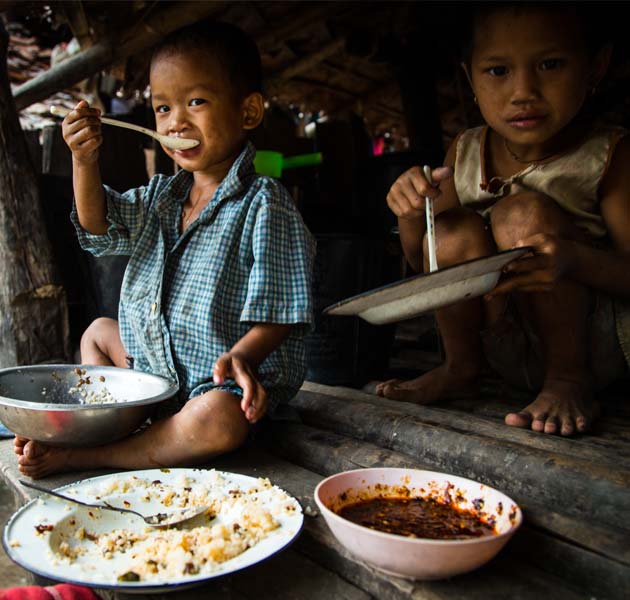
left=375, top=364, right=479, bottom=405
left=16, top=438, right=75, bottom=479
left=505, top=378, right=595, bottom=436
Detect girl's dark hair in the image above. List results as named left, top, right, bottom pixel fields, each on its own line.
left=151, top=20, right=262, bottom=99
left=459, top=2, right=609, bottom=66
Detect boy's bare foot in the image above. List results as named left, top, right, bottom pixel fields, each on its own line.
left=15, top=437, right=75, bottom=479
left=374, top=364, right=479, bottom=405
left=13, top=435, right=28, bottom=456
left=505, top=378, right=595, bottom=436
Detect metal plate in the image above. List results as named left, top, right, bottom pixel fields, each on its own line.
left=3, top=468, right=303, bottom=593
left=324, top=248, right=530, bottom=325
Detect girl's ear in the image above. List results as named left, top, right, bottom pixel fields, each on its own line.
left=460, top=62, right=477, bottom=103
left=242, top=92, right=264, bottom=130
left=590, top=44, right=612, bottom=89
left=461, top=62, right=475, bottom=93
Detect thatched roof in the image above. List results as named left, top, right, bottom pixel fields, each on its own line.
left=3, top=1, right=473, bottom=150
left=4, top=1, right=630, bottom=152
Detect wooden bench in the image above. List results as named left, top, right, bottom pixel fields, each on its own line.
left=1, top=380, right=628, bottom=599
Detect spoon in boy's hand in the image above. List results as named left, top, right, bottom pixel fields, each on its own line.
left=50, top=105, right=200, bottom=151
left=20, top=479, right=211, bottom=527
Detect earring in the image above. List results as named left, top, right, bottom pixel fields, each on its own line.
left=590, top=86, right=597, bottom=96
left=473, top=95, right=478, bottom=105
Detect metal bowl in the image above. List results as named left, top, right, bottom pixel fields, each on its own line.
left=0, top=365, right=178, bottom=446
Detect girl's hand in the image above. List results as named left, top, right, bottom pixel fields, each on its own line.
left=61, top=100, right=103, bottom=165
left=488, top=234, right=576, bottom=296
left=213, top=353, right=267, bottom=423
left=386, top=165, right=453, bottom=220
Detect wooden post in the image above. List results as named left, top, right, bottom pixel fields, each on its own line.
left=0, top=22, right=70, bottom=367
left=393, top=39, right=444, bottom=159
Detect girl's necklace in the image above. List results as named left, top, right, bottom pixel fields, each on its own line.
left=504, top=138, right=555, bottom=164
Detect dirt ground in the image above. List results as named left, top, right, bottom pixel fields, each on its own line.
left=0, top=479, right=30, bottom=588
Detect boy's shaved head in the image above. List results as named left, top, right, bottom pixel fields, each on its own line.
left=151, top=20, right=262, bottom=100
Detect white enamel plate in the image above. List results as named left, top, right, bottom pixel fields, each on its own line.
left=324, top=248, right=531, bottom=325
left=3, top=469, right=303, bottom=593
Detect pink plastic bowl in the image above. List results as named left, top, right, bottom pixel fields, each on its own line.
left=314, top=468, right=522, bottom=580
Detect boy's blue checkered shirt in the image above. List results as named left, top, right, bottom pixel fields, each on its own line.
left=71, top=142, right=315, bottom=415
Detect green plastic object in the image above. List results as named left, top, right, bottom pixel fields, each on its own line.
left=254, top=150, right=322, bottom=178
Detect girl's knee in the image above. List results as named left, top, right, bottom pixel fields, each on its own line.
left=491, top=192, right=569, bottom=248
left=426, top=207, right=493, bottom=265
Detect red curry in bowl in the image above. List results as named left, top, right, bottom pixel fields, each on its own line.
left=337, top=495, right=498, bottom=539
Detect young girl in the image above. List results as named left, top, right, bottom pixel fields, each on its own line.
left=377, top=3, right=630, bottom=436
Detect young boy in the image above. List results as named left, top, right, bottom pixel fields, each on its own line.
left=15, top=21, right=314, bottom=478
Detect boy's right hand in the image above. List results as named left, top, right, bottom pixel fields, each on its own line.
left=61, top=100, right=103, bottom=165
left=387, top=165, right=453, bottom=220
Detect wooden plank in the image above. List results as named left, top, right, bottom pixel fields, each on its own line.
left=438, top=392, right=630, bottom=449
left=99, top=550, right=371, bottom=600
left=514, top=528, right=630, bottom=600
left=265, top=423, right=630, bottom=600
left=290, top=390, right=630, bottom=533
left=301, top=382, right=630, bottom=465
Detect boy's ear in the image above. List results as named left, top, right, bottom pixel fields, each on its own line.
left=242, top=92, right=264, bottom=130
left=590, top=44, right=612, bottom=89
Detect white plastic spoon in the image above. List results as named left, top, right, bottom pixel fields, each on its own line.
left=50, top=105, right=200, bottom=151
left=423, top=164, right=438, bottom=272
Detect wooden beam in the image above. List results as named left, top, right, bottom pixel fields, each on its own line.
left=290, top=76, right=356, bottom=99
left=13, top=1, right=226, bottom=111
left=255, top=4, right=342, bottom=50
left=339, top=81, right=391, bottom=110
left=266, top=38, right=346, bottom=92
left=276, top=76, right=403, bottom=120
left=59, top=0, right=94, bottom=47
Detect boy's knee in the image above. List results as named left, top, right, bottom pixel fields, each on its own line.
left=426, top=207, right=493, bottom=265
left=189, top=393, right=249, bottom=453
left=491, top=192, right=565, bottom=248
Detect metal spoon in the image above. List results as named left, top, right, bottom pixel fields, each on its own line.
left=49, top=105, right=200, bottom=151
left=20, top=479, right=211, bottom=527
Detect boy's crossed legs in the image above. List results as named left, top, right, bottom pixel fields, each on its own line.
left=377, top=192, right=599, bottom=436
left=15, top=318, right=250, bottom=478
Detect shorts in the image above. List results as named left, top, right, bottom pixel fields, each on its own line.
left=152, top=380, right=244, bottom=420
left=481, top=292, right=628, bottom=392
left=190, top=380, right=244, bottom=401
